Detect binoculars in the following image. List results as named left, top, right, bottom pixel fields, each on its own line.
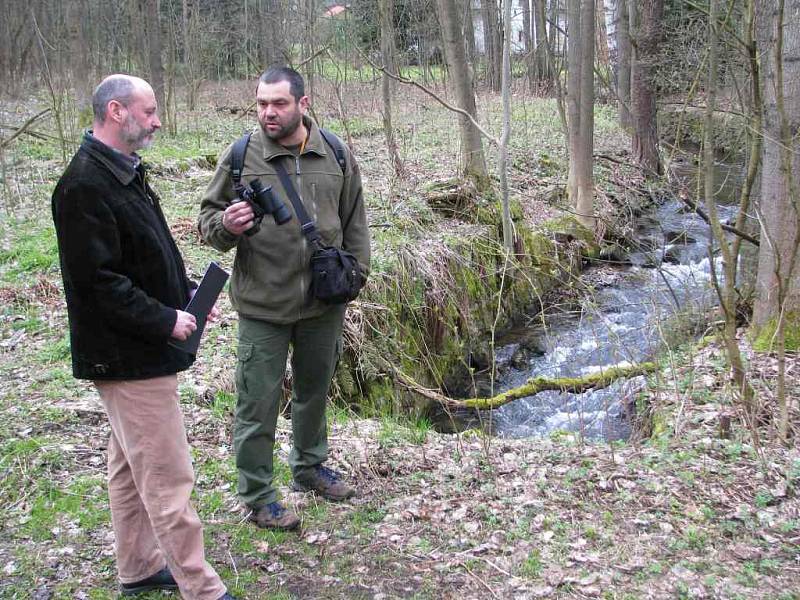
left=241, top=179, right=292, bottom=235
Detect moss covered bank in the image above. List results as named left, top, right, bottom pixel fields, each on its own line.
left=335, top=204, right=597, bottom=417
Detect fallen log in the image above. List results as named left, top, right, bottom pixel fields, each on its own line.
left=394, top=362, right=657, bottom=410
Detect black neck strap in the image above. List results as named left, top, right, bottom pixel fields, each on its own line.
left=272, top=159, right=322, bottom=247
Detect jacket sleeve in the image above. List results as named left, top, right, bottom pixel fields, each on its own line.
left=53, top=182, right=177, bottom=341
left=198, top=144, right=240, bottom=252
left=339, top=150, right=371, bottom=280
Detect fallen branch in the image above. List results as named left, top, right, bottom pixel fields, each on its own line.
left=0, top=108, right=51, bottom=149
left=676, top=194, right=760, bottom=247
left=393, top=362, right=657, bottom=410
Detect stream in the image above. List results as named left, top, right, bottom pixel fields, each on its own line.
left=483, top=162, right=744, bottom=441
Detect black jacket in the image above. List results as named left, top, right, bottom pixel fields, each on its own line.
left=51, top=133, right=195, bottom=380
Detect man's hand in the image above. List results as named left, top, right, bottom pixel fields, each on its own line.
left=188, top=288, right=221, bottom=323
left=171, top=310, right=197, bottom=340
left=222, top=200, right=255, bottom=235
left=207, top=302, right=221, bottom=323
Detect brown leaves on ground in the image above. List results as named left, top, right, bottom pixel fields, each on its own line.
left=1, top=324, right=799, bottom=598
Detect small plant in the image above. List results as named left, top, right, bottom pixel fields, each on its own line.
left=754, top=490, right=775, bottom=508
left=518, top=549, right=543, bottom=579
left=211, top=390, right=236, bottom=418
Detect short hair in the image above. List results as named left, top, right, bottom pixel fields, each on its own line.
left=92, top=76, right=136, bottom=122
left=258, top=67, right=305, bottom=101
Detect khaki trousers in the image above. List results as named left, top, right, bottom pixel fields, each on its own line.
left=95, top=375, right=226, bottom=600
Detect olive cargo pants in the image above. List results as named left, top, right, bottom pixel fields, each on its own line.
left=234, top=306, right=345, bottom=507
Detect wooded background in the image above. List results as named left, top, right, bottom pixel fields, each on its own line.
left=1, top=0, right=798, bottom=441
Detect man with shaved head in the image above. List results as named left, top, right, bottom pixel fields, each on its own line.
left=51, top=75, right=235, bottom=600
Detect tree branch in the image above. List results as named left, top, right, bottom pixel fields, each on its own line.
left=352, top=45, right=499, bottom=147
left=0, top=109, right=51, bottom=150
left=393, top=362, right=657, bottom=410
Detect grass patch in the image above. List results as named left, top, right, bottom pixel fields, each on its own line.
left=21, top=476, right=109, bottom=541
left=0, top=225, right=59, bottom=281
left=518, top=549, right=543, bottom=579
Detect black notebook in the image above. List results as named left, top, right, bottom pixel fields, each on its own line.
left=168, top=262, right=229, bottom=355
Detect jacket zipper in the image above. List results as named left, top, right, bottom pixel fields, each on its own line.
left=296, top=154, right=306, bottom=319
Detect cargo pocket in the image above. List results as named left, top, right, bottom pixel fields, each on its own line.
left=236, top=342, right=254, bottom=395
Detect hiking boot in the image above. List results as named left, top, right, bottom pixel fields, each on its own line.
left=293, top=465, right=355, bottom=501
left=120, top=566, right=178, bottom=595
left=247, top=501, right=300, bottom=530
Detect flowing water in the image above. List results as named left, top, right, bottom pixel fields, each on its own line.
left=484, top=163, right=743, bottom=441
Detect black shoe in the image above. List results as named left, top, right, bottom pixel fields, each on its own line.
left=120, top=566, right=178, bottom=595
left=219, top=594, right=238, bottom=600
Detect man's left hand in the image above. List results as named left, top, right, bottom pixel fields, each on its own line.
left=207, top=302, right=221, bottom=322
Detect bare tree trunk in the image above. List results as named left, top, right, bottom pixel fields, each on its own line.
left=143, top=0, right=168, bottom=133
left=302, top=0, right=317, bottom=97
left=130, top=0, right=146, bottom=72
left=66, top=0, right=90, bottom=112
left=500, top=0, right=514, bottom=250
left=703, top=0, right=754, bottom=420
left=595, top=0, right=609, bottom=67
left=437, top=0, right=488, bottom=182
left=731, top=0, right=762, bottom=305
left=615, top=0, right=632, bottom=129
left=567, top=0, right=596, bottom=229
left=629, top=0, right=662, bottom=176
left=379, top=0, right=405, bottom=178
left=182, top=0, right=202, bottom=109
left=533, top=0, right=552, bottom=85
left=754, top=0, right=800, bottom=442
left=522, top=0, right=535, bottom=87
left=463, top=0, right=476, bottom=66
left=487, top=0, right=502, bottom=91
left=261, top=0, right=286, bottom=68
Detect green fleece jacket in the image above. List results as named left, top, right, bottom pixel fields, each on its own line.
left=198, top=118, right=370, bottom=323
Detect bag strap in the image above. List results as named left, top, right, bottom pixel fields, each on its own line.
left=230, top=132, right=252, bottom=197
left=272, top=159, right=322, bottom=247
left=319, top=128, right=346, bottom=173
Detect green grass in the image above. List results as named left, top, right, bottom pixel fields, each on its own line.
left=518, top=549, right=543, bottom=579
left=21, top=476, right=109, bottom=541
left=35, top=335, right=71, bottom=364
left=348, top=504, right=387, bottom=536
left=0, top=225, right=59, bottom=281
left=376, top=414, right=432, bottom=447
left=212, top=390, right=236, bottom=419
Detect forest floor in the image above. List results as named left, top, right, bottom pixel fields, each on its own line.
left=1, top=81, right=799, bottom=599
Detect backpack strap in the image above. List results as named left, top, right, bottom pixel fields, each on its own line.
left=230, top=132, right=252, bottom=197
left=319, top=128, right=346, bottom=174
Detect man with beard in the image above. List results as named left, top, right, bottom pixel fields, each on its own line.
left=198, top=67, right=370, bottom=530
left=52, top=75, right=235, bottom=600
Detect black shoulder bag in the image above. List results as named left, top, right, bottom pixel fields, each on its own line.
left=271, top=158, right=363, bottom=305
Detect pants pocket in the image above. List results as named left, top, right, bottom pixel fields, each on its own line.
left=236, top=342, right=254, bottom=395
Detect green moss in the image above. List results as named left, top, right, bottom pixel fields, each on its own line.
left=751, top=312, right=800, bottom=353
left=539, top=214, right=596, bottom=248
